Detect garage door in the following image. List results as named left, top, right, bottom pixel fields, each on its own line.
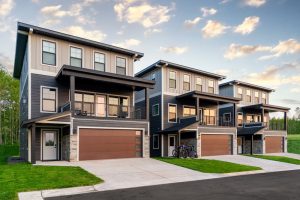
left=265, top=136, right=283, bottom=153
left=201, top=134, right=232, bottom=156
left=79, top=129, right=142, bottom=160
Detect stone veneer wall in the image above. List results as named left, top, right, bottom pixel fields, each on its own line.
left=69, top=134, right=78, bottom=161
left=62, top=135, right=70, bottom=161
left=245, top=139, right=263, bottom=154
left=143, top=134, right=150, bottom=158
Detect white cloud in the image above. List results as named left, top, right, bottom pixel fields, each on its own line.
left=40, top=19, right=61, bottom=27
left=201, top=7, right=217, bottom=17
left=224, top=39, right=300, bottom=60
left=160, top=46, right=188, bottom=54
left=220, top=0, right=231, bottom=4
left=113, top=39, right=141, bottom=49
left=114, top=0, right=175, bottom=28
left=291, top=88, right=300, bottom=93
left=202, top=20, right=229, bottom=38
left=184, top=17, right=201, bottom=28
left=144, top=28, right=162, bottom=36
left=244, top=0, right=266, bottom=7
left=234, top=16, right=260, bottom=35
left=0, top=52, right=13, bottom=73
left=214, top=69, right=230, bottom=76
left=0, top=0, right=14, bottom=17
left=61, top=26, right=106, bottom=42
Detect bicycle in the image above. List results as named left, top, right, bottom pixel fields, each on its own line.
left=172, top=145, right=188, bottom=158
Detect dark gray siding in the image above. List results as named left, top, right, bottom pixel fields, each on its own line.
left=219, top=105, right=235, bottom=127
left=219, top=85, right=234, bottom=97
left=31, top=74, right=69, bottom=119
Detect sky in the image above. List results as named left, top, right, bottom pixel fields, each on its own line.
left=0, top=0, right=299, bottom=117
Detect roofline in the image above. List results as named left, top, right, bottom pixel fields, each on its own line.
left=219, top=80, right=275, bottom=92
left=242, top=103, right=290, bottom=112
left=135, top=60, right=226, bottom=80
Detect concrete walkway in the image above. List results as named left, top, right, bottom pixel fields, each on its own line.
left=204, top=155, right=300, bottom=172
left=267, top=153, right=300, bottom=160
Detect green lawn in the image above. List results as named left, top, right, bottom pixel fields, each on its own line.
left=288, top=135, right=300, bottom=154
left=248, top=154, right=300, bottom=165
left=0, top=145, right=102, bottom=200
left=155, top=157, right=261, bottom=173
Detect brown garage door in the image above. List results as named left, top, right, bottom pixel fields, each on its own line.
left=79, top=129, right=142, bottom=160
left=201, top=134, right=232, bottom=156
left=265, top=136, right=283, bottom=153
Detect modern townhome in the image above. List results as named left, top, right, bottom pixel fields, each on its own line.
left=13, top=22, right=155, bottom=164
left=219, top=80, right=290, bottom=155
left=135, top=60, right=240, bottom=157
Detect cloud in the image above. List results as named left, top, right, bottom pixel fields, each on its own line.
left=160, top=46, right=188, bottom=54
left=61, top=26, right=106, bottom=42
left=144, top=28, right=162, bottom=36
left=291, top=88, right=300, bottom=93
left=0, top=0, right=14, bottom=17
left=224, top=39, right=300, bottom=60
left=114, top=0, right=175, bottom=28
left=234, top=16, right=260, bottom=35
left=245, top=62, right=300, bottom=87
left=201, top=7, right=217, bottom=17
left=214, top=69, right=230, bottom=76
left=220, top=0, right=231, bottom=4
left=113, top=38, right=141, bottom=49
left=202, top=20, right=229, bottom=38
left=281, top=99, right=300, bottom=105
left=244, top=0, right=266, bottom=7
left=184, top=17, right=201, bottom=28
left=0, top=52, right=13, bottom=73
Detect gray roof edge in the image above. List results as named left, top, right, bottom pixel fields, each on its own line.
left=219, top=80, right=275, bottom=92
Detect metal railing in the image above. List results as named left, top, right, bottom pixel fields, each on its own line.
left=199, top=116, right=234, bottom=127
left=242, top=121, right=286, bottom=131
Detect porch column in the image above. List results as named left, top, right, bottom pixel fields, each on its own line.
left=251, top=135, right=254, bottom=155
left=233, top=103, right=237, bottom=127
left=284, top=112, right=288, bottom=131
left=145, top=88, right=149, bottom=120
left=31, top=123, right=36, bottom=164
left=70, top=76, right=75, bottom=116
left=261, top=108, right=265, bottom=127
left=196, top=97, right=199, bottom=121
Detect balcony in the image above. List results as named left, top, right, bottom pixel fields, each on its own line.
left=241, top=121, right=286, bottom=131
left=199, top=116, right=235, bottom=127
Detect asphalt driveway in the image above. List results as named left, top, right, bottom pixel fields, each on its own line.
left=47, top=170, right=300, bottom=200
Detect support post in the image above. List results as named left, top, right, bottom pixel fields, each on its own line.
left=70, top=76, right=75, bottom=116
left=251, top=135, right=254, bottom=155
left=233, top=103, right=237, bottom=127
left=31, top=123, right=36, bottom=164
left=145, top=88, right=149, bottom=120
left=196, top=97, right=199, bottom=121
left=261, top=108, right=265, bottom=127
left=284, top=112, right=287, bottom=131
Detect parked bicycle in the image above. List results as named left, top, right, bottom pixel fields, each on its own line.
left=172, top=145, right=198, bottom=158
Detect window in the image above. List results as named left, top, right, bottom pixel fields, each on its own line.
left=237, top=87, right=243, bottom=99
left=254, top=91, right=259, bottom=103
left=246, top=89, right=251, bottom=102
left=183, top=74, right=190, bottom=91
left=196, top=77, right=202, bottom=92
left=94, top=52, right=105, bottom=71
left=204, top=109, right=216, bottom=125
left=42, top=40, right=56, bottom=66
left=116, top=57, right=126, bottom=75
left=152, top=104, right=159, bottom=116
left=169, top=71, right=176, bottom=89
left=74, top=93, right=95, bottom=115
left=238, top=113, right=243, bottom=126
left=41, top=87, right=57, bottom=112
left=223, top=113, right=231, bottom=122
left=208, top=80, right=214, bottom=93
left=153, top=134, right=159, bottom=149
left=108, top=96, right=129, bottom=117
left=151, top=73, right=156, bottom=80
left=183, top=106, right=196, bottom=117
left=168, top=104, right=177, bottom=123
left=70, top=47, right=82, bottom=68
left=262, top=93, right=267, bottom=104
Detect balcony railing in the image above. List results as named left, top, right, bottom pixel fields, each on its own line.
left=72, top=103, right=146, bottom=120
left=199, top=116, right=234, bottom=127
left=241, top=121, right=286, bottom=131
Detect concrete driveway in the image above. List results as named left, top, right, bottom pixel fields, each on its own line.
left=204, top=155, right=300, bottom=172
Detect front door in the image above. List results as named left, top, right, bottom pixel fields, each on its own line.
left=168, top=135, right=176, bottom=157
left=237, top=137, right=243, bottom=154
left=43, top=131, right=58, bottom=160
left=96, top=95, right=106, bottom=117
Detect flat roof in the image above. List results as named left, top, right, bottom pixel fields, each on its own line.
left=135, top=60, right=226, bottom=80
left=219, top=80, right=274, bottom=92
left=241, top=103, right=290, bottom=112
left=13, top=22, right=144, bottom=78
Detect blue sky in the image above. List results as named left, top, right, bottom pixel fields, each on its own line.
left=0, top=0, right=299, bottom=116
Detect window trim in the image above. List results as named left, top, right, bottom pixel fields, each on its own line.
left=237, top=112, right=243, bottom=127
left=246, top=89, right=251, bottom=102
left=40, top=86, right=58, bottom=113
left=208, top=79, right=215, bottom=93
left=195, top=77, right=203, bottom=92
left=237, top=87, right=243, bottom=99
left=168, top=103, right=177, bottom=123
left=262, top=92, right=267, bottom=104
left=254, top=91, right=259, bottom=103
left=183, top=74, right=191, bottom=91
left=107, top=95, right=130, bottom=118
left=223, top=112, right=231, bottom=123
left=169, top=70, right=177, bottom=89
left=183, top=105, right=196, bottom=117
left=41, top=39, right=57, bottom=67
left=116, top=56, right=127, bottom=75
left=151, top=72, right=156, bottom=80
left=153, top=134, right=160, bottom=149
left=93, top=50, right=106, bottom=72
left=70, top=45, right=83, bottom=68
left=152, top=104, right=159, bottom=116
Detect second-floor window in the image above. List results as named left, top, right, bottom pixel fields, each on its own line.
left=246, top=89, right=251, bottom=102
left=168, top=104, right=177, bottom=123
left=238, top=113, right=243, bottom=126
left=237, top=87, right=243, bottom=99
left=183, top=106, right=196, bottom=117
left=108, top=96, right=128, bottom=117
left=208, top=80, right=214, bottom=93
left=41, top=86, right=57, bottom=112
left=254, top=91, right=259, bottom=104
left=183, top=74, right=190, bottom=91
left=75, top=93, right=95, bottom=115
left=262, top=93, right=267, bottom=104
left=196, top=77, right=202, bottom=92
left=152, top=104, right=159, bottom=116
left=223, top=113, right=231, bottom=123
left=204, top=108, right=216, bottom=125
left=116, top=57, right=126, bottom=75
left=42, top=40, right=56, bottom=66
left=94, top=52, right=105, bottom=72
left=169, top=71, right=176, bottom=89
left=70, top=47, right=82, bottom=68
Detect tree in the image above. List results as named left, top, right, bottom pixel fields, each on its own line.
left=295, top=107, right=300, bottom=120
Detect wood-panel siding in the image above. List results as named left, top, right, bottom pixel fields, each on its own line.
left=201, top=134, right=232, bottom=156
left=265, top=136, right=283, bottom=153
